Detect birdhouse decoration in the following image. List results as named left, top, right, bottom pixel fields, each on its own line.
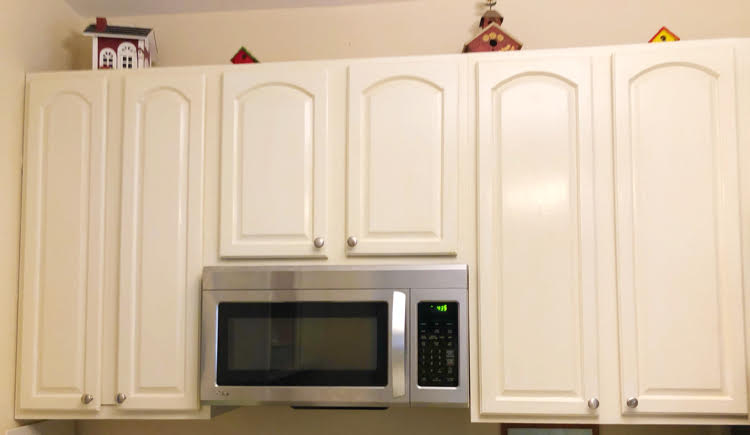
left=463, top=1, right=522, bottom=53
left=231, top=47, right=260, bottom=64
left=649, top=26, right=680, bottom=43
left=83, top=17, right=157, bottom=70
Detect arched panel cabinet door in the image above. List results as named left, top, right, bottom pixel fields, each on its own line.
left=347, top=60, right=462, bottom=256
left=614, top=46, right=748, bottom=416
left=118, top=73, right=205, bottom=411
left=477, top=57, right=599, bottom=416
left=17, top=77, right=107, bottom=412
left=220, top=66, right=328, bottom=258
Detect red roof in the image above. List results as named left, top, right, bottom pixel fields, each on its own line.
left=231, top=47, right=259, bottom=64
left=464, top=22, right=522, bottom=53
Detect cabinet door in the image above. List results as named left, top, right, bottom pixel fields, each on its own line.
left=17, top=77, right=107, bottom=411
left=477, top=57, right=599, bottom=416
left=220, top=67, right=328, bottom=258
left=118, top=73, right=205, bottom=410
left=347, top=60, right=460, bottom=256
left=614, top=47, right=747, bottom=415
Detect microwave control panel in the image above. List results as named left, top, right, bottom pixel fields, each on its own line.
left=417, top=302, right=459, bottom=387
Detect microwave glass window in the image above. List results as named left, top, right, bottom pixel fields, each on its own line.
left=216, top=302, right=388, bottom=386
left=226, top=317, right=378, bottom=371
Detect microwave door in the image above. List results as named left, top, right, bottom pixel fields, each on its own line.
left=201, top=289, right=409, bottom=407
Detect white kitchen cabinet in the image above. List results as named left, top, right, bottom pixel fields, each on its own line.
left=16, top=72, right=208, bottom=419
left=118, top=73, right=205, bottom=410
left=16, top=77, right=108, bottom=412
left=477, top=56, right=600, bottom=416
left=346, top=59, right=461, bottom=256
left=219, top=66, right=328, bottom=258
left=15, top=38, right=750, bottom=425
left=613, top=46, right=748, bottom=416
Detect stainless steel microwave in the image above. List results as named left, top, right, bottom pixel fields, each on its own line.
left=200, top=265, right=468, bottom=408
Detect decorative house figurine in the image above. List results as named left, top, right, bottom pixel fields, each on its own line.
left=463, top=1, right=522, bottom=53
left=231, top=47, right=260, bottom=64
left=83, top=17, right=157, bottom=70
left=649, top=26, right=680, bottom=43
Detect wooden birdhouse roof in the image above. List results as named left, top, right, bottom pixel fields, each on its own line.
left=83, top=23, right=153, bottom=39
left=231, top=47, right=260, bottom=64
left=464, top=21, right=522, bottom=52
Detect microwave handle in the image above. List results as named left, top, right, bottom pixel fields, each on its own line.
left=391, top=291, right=406, bottom=398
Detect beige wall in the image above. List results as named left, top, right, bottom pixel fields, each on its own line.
left=87, top=0, right=750, bottom=66
left=0, top=0, right=84, bottom=433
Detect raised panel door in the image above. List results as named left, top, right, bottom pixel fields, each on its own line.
left=477, top=57, right=599, bottom=416
left=220, top=67, right=328, bottom=258
left=17, top=77, right=107, bottom=411
left=118, top=73, right=205, bottom=410
left=347, top=60, right=461, bottom=256
left=614, top=47, right=747, bottom=415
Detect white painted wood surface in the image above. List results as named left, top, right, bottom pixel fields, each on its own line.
left=220, top=66, right=328, bottom=258
left=477, top=56, right=599, bottom=416
left=347, top=59, right=461, bottom=256
left=613, top=46, right=748, bottom=416
left=17, top=77, right=107, bottom=411
left=118, top=72, right=205, bottom=410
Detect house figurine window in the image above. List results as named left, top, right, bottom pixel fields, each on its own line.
left=99, top=48, right=115, bottom=69
left=119, top=43, right=136, bottom=69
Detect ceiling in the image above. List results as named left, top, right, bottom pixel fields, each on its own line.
left=66, top=0, right=413, bottom=16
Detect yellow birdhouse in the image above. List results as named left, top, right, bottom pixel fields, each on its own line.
left=650, top=26, right=680, bottom=43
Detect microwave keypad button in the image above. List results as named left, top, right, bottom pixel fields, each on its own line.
left=417, top=301, right=459, bottom=388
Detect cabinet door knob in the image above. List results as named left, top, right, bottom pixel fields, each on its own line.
left=81, top=393, right=94, bottom=405
left=116, top=393, right=127, bottom=404
left=347, top=236, right=358, bottom=247
left=626, top=397, right=639, bottom=408
left=313, top=237, right=325, bottom=248
left=587, top=397, right=599, bottom=409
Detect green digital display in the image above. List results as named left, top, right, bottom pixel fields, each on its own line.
left=430, top=304, right=448, bottom=312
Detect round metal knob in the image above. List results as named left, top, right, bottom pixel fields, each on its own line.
left=116, top=393, right=127, bottom=404
left=81, top=393, right=94, bottom=405
left=587, top=397, right=599, bottom=409
left=313, top=237, right=325, bottom=248
left=626, top=397, right=639, bottom=408
left=347, top=236, right=358, bottom=247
